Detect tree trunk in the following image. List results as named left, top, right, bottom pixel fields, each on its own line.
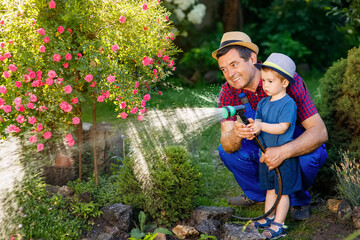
left=92, top=100, right=99, bottom=185
left=223, top=0, right=243, bottom=32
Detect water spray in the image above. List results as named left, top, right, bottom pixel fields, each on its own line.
left=221, top=105, right=283, bottom=221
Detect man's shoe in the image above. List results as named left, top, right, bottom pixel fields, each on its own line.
left=228, top=195, right=256, bottom=206
left=290, top=205, right=310, bottom=221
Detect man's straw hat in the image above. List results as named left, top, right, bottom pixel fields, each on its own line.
left=212, top=31, right=259, bottom=59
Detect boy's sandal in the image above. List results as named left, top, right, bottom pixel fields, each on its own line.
left=261, top=222, right=288, bottom=239
left=250, top=216, right=275, bottom=228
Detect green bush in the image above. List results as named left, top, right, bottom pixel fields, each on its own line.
left=115, top=145, right=201, bottom=225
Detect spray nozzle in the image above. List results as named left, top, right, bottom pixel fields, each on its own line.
left=221, top=105, right=246, bottom=119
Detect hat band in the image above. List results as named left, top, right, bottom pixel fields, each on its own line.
left=219, top=40, right=244, bottom=48
left=262, top=61, right=292, bottom=78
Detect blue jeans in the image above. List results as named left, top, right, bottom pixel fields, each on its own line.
left=218, top=139, right=327, bottom=206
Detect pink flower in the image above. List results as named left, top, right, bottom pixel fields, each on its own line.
left=64, top=85, right=72, bottom=94
left=142, top=56, right=153, bottom=66
left=39, top=45, right=46, bottom=52
left=28, top=116, right=37, bottom=125
left=43, top=131, right=52, bottom=139
left=68, top=28, right=72, bottom=33
left=15, top=81, right=22, bottom=88
left=53, top=54, right=61, bottom=62
left=60, top=101, right=72, bottom=112
left=43, top=36, right=50, bottom=43
left=0, top=20, right=4, bottom=25
left=49, top=0, right=56, bottom=9
left=16, top=105, right=24, bottom=112
left=67, top=140, right=75, bottom=146
left=8, top=125, right=21, bottom=133
left=30, top=94, right=37, bottom=102
left=143, top=94, right=151, bottom=101
left=130, top=107, right=138, bottom=114
left=90, top=81, right=96, bottom=87
left=3, top=71, right=10, bottom=79
left=37, top=71, right=42, bottom=80
left=72, top=117, right=80, bottom=124
left=135, top=81, right=139, bottom=88
left=142, top=3, right=148, bottom=10
left=3, top=52, right=11, bottom=59
left=141, top=100, right=146, bottom=107
left=103, top=91, right=110, bottom=98
left=132, top=89, right=138, bottom=94
left=168, top=59, right=175, bottom=67
left=63, top=63, right=69, bottom=68
left=29, top=135, right=37, bottom=143
left=119, top=112, right=128, bottom=119
left=0, top=97, right=4, bottom=106
left=97, top=95, right=105, bottom=102
left=153, top=69, right=157, bottom=75
left=119, top=16, right=126, bottom=23
left=165, top=16, right=169, bottom=21
left=140, top=108, right=146, bottom=114
left=158, top=91, right=162, bottom=95
left=48, top=70, right=56, bottom=78
left=56, top=78, right=63, bottom=84
left=111, top=44, right=119, bottom=52
left=138, top=115, right=144, bottom=121
left=27, top=103, right=35, bottom=109
left=162, top=55, right=169, bottom=61
left=0, top=86, right=7, bottom=94
left=107, top=75, right=115, bottom=83
left=16, top=115, right=25, bottom=123
left=37, top=123, right=43, bottom=132
left=9, top=64, right=17, bottom=72
left=46, top=78, right=54, bottom=85
left=0, top=42, right=5, bottom=48
left=58, top=26, right=64, bottom=34
left=84, top=74, right=93, bottom=82
left=37, top=143, right=44, bottom=152
left=29, top=71, right=36, bottom=79
left=120, top=101, right=126, bottom=109
left=72, top=97, right=78, bottom=104
left=39, top=106, right=47, bottom=112
left=65, top=53, right=72, bottom=60
left=14, top=97, right=22, bottom=105
left=77, top=53, right=82, bottom=58
left=37, top=28, right=45, bottom=35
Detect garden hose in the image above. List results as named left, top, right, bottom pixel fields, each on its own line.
left=221, top=105, right=283, bottom=221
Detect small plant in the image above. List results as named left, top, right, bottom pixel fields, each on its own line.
left=332, top=151, right=360, bottom=207
left=198, top=234, right=218, bottom=240
left=70, top=200, right=102, bottom=219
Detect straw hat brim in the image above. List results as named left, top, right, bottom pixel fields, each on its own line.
left=212, top=42, right=259, bottom=59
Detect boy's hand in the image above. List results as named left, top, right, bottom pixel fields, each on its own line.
left=244, top=118, right=258, bottom=140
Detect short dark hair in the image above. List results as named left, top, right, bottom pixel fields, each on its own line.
left=216, top=45, right=254, bottom=61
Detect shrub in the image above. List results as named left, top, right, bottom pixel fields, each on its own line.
left=115, top=145, right=201, bottom=225
left=332, top=151, right=360, bottom=206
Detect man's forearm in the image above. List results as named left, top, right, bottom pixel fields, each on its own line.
left=220, top=130, right=243, bottom=153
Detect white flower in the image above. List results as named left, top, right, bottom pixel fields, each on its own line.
left=174, top=8, right=185, bottom=22
left=187, top=3, right=206, bottom=25
left=173, top=0, right=195, bottom=11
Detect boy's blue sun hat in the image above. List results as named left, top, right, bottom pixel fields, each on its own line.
left=262, top=53, right=296, bottom=85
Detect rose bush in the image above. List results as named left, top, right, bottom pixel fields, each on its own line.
left=0, top=0, right=178, bottom=151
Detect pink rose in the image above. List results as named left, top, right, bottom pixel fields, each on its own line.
left=16, top=115, right=25, bottom=123
left=84, top=74, right=93, bottom=82
left=65, top=53, right=72, bottom=60
left=158, top=91, right=162, bottom=95
left=37, top=143, right=44, bottom=152
left=107, top=75, right=115, bottom=83
left=29, top=71, right=36, bottom=79
left=49, top=0, right=56, bottom=9
left=165, top=16, right=169, bottom=21
left=64, top=85, right=72, bottom=94
left=30, top=94, right=37, bottom=102
left=43, top=131, right=52, bottom=139
left=97, top=95, right=105, bottom=102
left=63, top=63, right=69, bottom=68
left=135, top=81, right=139, bottom=88
left=28, top=116, right=37, bottom=125
left=77, top=53, right=82, bottom=58
left=130, top=107, right=138, bottom=114
left=16, top=105, right=25, bottom=112
left=59, top=101, right=72, bottom=112
left=90, top=81, right=96, bottom=87
left=15, top=81, right=22, bottom=88
left=8, top=125, right=21, bottom=133
left=37, top=123, right=43, bottom=132
left=48, top=70, right=56, bottom=78
left=119, top=16, right=126, bottom=23
left=3, top=52, right=11, bottom=59
left=103, top=91, right=110, bottom=98
left=168, top=59, right=175, bottom=67
left=141, top=100, right=146, bottom=107
left=142, top=56, right=153, bottom=66
left=111, top=44, right=119, bottom=52
left=46, top=78, right=54, bottom=85
left=119, top=112, right=128, bottom=119
left=0, top=97, right=4, bottom=106
left=3, top=71, right=10, bottom=79
left=37, top=28, right=45, bottom=35
left=39, top=45, right=46, bottom=52
left=14, top=97, right=22, bottom=105
left=138, top=115, right=144, bottom=121
left=27, top=103, right=35, bottom=109
left=36, top=71, right=42, bottom=80
left=143, top=94, right=151, bottom=101
left=162, top=55, right=169, bottom=61
left=67, top=140, right=75, bottom=147
left=72, top=117, right=80, bottom=124
left=53, top=54, right=61, bottom=62
left=142, top=4, right=148, bottom=10
left=0, top=42, right=5, bottom=48
left=132, top=89, right=138, bottom=94
left=72, top=97, right=78, bottom=104
left=57, top=26, right=64, bottom=33
left=153, top=69, right=157, bottom=75
left=68, top=28, right=72, bottom=33
left=43, top=36, right=50, bottom=43
left=120, top=101, right=126, bottom=109
left=9, top=64, right=17, bottom=72
left=0, top=86, right=7, bottom=94
left=29, top=135, right=37, bottom=143
left=65, top=134, right=73, bottom=141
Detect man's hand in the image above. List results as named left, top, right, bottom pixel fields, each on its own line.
left=221, top=119, right=254, bottom=153
left=259, top=146, right=285, bottom=170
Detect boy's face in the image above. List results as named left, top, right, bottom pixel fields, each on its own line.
left=261, top=70, right=289, bottom=97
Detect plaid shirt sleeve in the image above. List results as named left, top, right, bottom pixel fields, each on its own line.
left=218, top=83, right=243, bottom=122
left=287, top=73, right=318, bottom=123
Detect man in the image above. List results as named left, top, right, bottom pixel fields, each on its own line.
left=213, top=32, right=328, bottom=220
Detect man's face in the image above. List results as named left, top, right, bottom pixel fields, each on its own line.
left=218, top=48, right=255, bottom=90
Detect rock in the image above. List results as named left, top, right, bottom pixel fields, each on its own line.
left=196, top=219, right=221, bottom=236
left=192, top=206, right=235, bottom=224
left=338, top=200, right=353, bottom=220
left=154, top=232, right=166, bottom=240
left=327, top=199, right=342, bottom=213
left=222, top=223, right=263, bottom=240
left=101, top=203, right=133, bottom=232
left=57, top=185, right=74, bottom=197
left=45, top=185, right=60, bottom=195
left=172, top=225, right=199, bottom=239
left=352, top=206, right=360, bottom=229
left=96, top=233, right=113, bottom=240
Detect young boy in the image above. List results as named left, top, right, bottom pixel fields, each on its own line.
left=247, top=53, right=302, bottom=239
